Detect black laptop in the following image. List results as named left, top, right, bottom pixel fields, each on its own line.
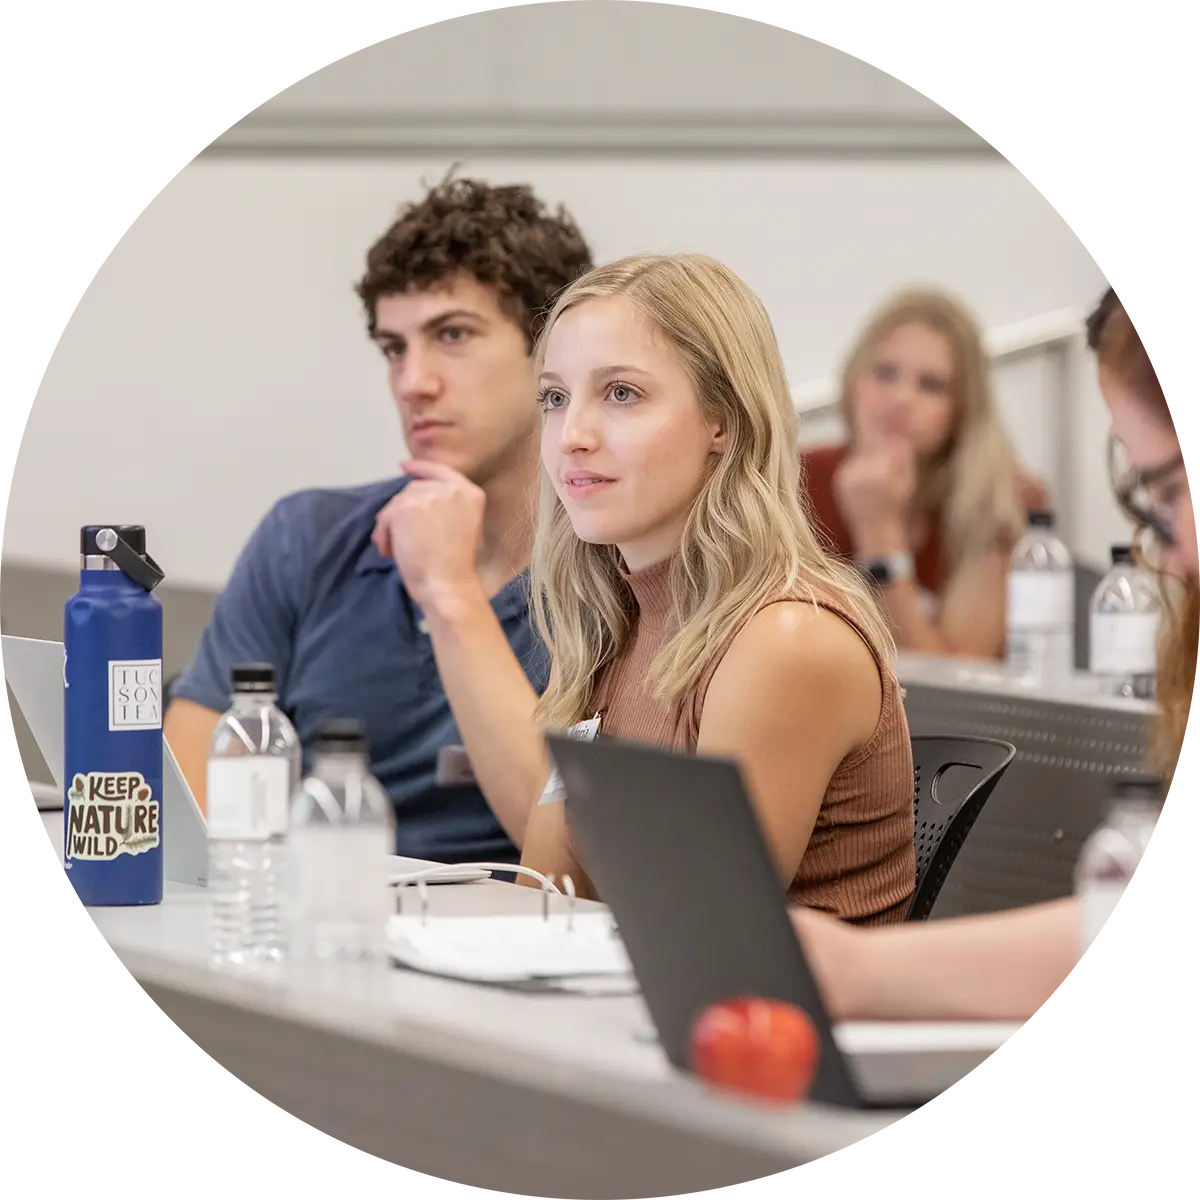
left=545, top=733, right=867, bottom=1109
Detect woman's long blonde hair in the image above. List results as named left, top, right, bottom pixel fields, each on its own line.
left=840, top=289, right=1029, bottom=574
left=530, top=253, right=895, bottom=729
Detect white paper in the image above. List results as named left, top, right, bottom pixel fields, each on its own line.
left=385, top=913, right=631, bottom=983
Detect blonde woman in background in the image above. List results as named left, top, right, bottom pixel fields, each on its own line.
left=377, top=253, right=917, bottom=922
left=802, top=289, right=1047, bottom=658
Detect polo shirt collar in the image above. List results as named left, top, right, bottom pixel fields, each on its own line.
left=355, top=538, right=396, bottom=576
left=354, top=532, right=531, bottom=621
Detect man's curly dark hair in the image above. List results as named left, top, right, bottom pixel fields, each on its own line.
left=356, top=171, right=594, bottom=349
left=1085, top=286, right=1121, bottom=351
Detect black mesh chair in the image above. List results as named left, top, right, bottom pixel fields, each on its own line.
left=908, top=735, right=1016, bottom=921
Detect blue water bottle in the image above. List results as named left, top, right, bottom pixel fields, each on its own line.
left=64, top=525, right=166, bottom=906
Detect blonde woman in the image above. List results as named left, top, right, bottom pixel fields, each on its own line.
left=802, top=289, right=1046, bottom=658
left=524, top=254, right=915, bottom=920
left=378, top=253, right=916, bottom=922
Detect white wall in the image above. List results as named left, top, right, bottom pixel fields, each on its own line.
left=4, top=154, right=1119, bottom=589
left=1012, top=156, right=1200, bottom=571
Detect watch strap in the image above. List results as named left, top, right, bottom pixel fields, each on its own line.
left=856, top=551, right=915, bottom=586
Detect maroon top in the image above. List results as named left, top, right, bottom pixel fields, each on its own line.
left=800, top=443, right=1048, bottom=595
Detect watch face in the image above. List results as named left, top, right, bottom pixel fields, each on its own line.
left=860, top=554, right=912, bottom=585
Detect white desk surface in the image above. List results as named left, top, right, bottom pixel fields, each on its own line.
left=86, top=874, right=1017, bottom=1102
left=38, top=808, right=1016, bottom=1174
left=896, top=651, right=1158, bottom=714
left=14, top=796, right=1200, bottom=1190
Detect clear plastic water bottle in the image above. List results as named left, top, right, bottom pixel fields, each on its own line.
left=289, top=719, right=395, bottom=964
left=1006, top=510, right=1075, bottom=684
left=206, top=663, right=301, bottom=966
left=1089, top=544, right=1161, bottom=699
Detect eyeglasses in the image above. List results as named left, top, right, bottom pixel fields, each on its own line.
left=1107, top=432, right=1185, bottom=552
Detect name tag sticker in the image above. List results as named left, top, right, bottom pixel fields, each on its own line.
left=569, top=715, right=601, bottom=742
left=539, top=715, right=600, bottom=806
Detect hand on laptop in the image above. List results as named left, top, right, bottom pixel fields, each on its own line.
left=373, top=460, right=486, bottom=613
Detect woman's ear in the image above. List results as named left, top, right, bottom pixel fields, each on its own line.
left=709, top=421, right=727, bottom=455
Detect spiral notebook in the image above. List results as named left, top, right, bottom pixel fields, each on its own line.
left=385, top=912, right=634, bottom=987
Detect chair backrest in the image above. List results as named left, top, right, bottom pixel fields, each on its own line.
left=1074, top=560, right=1105, bottom=671
left=909, top=735, right=1016, bottom=921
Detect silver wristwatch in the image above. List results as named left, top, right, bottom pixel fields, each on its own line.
left=856, top=551, right=915, bottom=586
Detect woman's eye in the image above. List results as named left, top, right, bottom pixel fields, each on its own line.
left=919, top=375, right=950, bottom=396
left=872, top=363, right=897, bottom=384
left=440, top=326, right=470, bottom=344
left=540, top=389, right=567, bottom=410
left=609, top=383, right=636, bottom=404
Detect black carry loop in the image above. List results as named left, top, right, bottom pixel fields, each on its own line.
left=88, top=525, right=166, bottom=592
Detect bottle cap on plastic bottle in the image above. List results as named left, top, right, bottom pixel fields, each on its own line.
left=231, top=663, right=278, bottom=693
left=1028, top=510, right=1056, bottom=530
left=1111, top=544, right=1134, bottom=566
left=312, top=718, right=368, bottom=756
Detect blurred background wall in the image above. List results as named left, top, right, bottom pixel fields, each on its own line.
left=11, top=0, right=1200, bottom=700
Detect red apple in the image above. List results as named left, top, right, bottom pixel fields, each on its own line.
left=690, top=997, right=820, bottom=1104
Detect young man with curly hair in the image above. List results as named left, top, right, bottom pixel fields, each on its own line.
left=166, top=175, right=593, bottom=862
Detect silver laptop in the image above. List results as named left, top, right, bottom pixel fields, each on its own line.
left=3, top=634, right=208, bottom=887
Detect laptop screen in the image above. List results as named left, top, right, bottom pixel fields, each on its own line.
left=547, top=732, right=863, bottom=1108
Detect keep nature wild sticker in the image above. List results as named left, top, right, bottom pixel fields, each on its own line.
left=66, top=771, right=160, bottom=860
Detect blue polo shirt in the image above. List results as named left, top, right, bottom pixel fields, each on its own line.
left=172, top=477, right=548, bottom=863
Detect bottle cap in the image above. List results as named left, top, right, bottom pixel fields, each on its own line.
left=1028, top=510, right=1056, bottom=530
left=81, top=524, right=146, bottom=555
left=79, top=524, right=164, bottom=591
left=231, top=663, right=277, bottom=693
left=313, top=718, right=368, bottom=755
left=1111, top=545, right=1134, bottom=566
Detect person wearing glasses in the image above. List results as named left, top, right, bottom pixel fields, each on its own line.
left=791, top=289, right=1194, bottom=1020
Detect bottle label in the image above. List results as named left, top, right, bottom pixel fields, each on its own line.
left=207, top=758, right=291, bottom=840
left=1007, top=573, right=1073, bottom=630
left=65, top=771, right=160, bottom=860
left=1079, top=879, right=1127, bottom=951
left=1090, top=612, right=1160, bottom=675
left=107, top=659, right=163, bottom=731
